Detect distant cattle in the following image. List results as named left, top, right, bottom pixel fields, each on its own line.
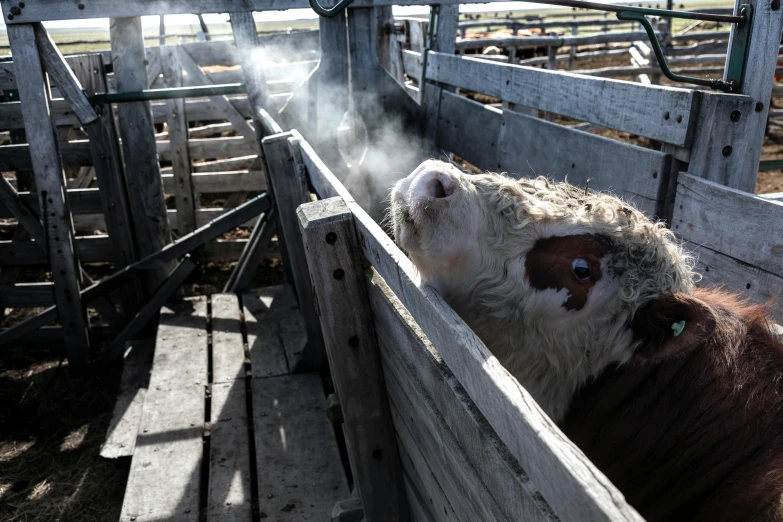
left=390, top=160, right=783, bottom=521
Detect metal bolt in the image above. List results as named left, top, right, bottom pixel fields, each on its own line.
left=10, top=5, right=21, bottom=15
left=722, top=145, right=733, bottom=157
left=333, top=268, right=345, bottom=280
left=730, top=110, right=741, bottom=122
left=664, top=112, right=670, bottom=120
left=325, top=232, right=337, bottom=244
left=77, top=3, right=85, bottom=9
left=676, top=115, right=682, bottom=123
left=773, top=0, right=780, bottom=10
left=756, top=102, right=764, bottom=112
left=348, top=336, right=359, bottom=348
left=18, top=2, right=24, bottom=7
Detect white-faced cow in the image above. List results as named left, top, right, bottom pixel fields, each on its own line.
left=390, top=159, right=783, bottom=521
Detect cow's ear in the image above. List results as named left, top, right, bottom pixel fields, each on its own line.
left=630, top=293, right=716, bottom=363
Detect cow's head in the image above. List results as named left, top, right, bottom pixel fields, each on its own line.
left=390, top=160, right=714, bottom=420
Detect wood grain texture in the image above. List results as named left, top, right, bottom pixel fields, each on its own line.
left=209, top=381, right=253, bottom=521
left=300, top=138, right=643, bottom=522
left=110, top=16, right=174, bottom=293
left=425, top=51, right=697, bottom=146
left=32, top=24, right=98, bottom=125
left=211, top=293, right=247, bottom=385
left=0, top=175, right=46, bottom=245
left=368, top=272, right=556, bottom=522
left=252, top=374, right=349, bottom=520
left=720, top=0, right=783, bottom=191
left=298, top=198, right=408, bottom=522
left=435, top=91, right=501, bottom=173
left=262, top=133, right=325, bottom=372
left=120, top=297, right=207, bottom=522
left=687, top=92, right=758, bottom=192
left=177, top=45, right=258, bottom=143
left=69, top=53, right=140, bottom=273
left=162, top=45, right=197, bottom=234
left=6, top=23, right=90, bottom=364
left=230, top=11, right=270, bottom=133
left=243, top=285, right=297, bottom=379
left=101, top=340, right=154, bottom=459
left=673, top=173, right=783, bottom=320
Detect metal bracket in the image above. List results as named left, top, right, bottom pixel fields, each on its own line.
left=616, top=5, right=751, bottom=93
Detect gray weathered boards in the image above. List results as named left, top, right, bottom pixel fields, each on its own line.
left=672, top=174, right=783, bottom=322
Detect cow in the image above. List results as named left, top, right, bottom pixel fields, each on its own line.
left=389, top=159, right=783, bottom=521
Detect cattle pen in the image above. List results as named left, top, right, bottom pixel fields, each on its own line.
left=0, top=0, right=782, bottom=520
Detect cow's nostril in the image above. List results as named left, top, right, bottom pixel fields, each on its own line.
left=431, top=178, right=447, bottom=198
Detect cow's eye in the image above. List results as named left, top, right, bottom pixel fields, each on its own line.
left=571, top=258, right=591, bottom=281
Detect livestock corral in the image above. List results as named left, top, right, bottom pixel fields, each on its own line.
left=1, top=0, right=782, bottom=520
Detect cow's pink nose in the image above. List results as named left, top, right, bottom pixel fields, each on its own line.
left=409, top=168, right=458, bottom=202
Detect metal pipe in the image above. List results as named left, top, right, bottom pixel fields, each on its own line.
left=90, top=83, right=247, bottom=105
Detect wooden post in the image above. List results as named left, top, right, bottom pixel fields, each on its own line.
left=298, top=197, right=408, bottom=522
left=6, top=23, right=90, bottom=365
left=314, top=12, right=349, bottom=171
left=161, top=45, right=196, bottom=235
left=723, top=0, right=783, bottom=191
left=433, top=4, right=459, bottom=54
left=261, top=133, right=326, bottom=372
left=230, top=11, right=271, bottom=135
left=110, top=17, right=174, bottom=293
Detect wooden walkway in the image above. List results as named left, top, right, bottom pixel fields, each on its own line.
left=117, top=286, right=349, bottom=522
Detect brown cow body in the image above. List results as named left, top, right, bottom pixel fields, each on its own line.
left=562, top=289, right=783, bottom=522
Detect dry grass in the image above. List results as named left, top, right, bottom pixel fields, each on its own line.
left=0, top=352, right=129, bottom=522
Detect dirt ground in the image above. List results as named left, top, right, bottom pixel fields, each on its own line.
left=0, top=353, right=128, bottom=521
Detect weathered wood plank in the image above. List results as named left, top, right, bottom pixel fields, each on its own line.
left=687, top=92, right=758, bottom=192
left=211, top=293, right=247, bottom=385
left=209, top=381, right=253, bottom=521
left=162, top=45, right=197, bottom=234
left=300, top=138, right=643, bottom=522
left=111, top=16, right=174, bottom=293
left=0, top=235, right=112, bottom=266
left=425, top=51, right=697, bottom=146
left=718, top=0, right=783, bottom=191
left=0, top=282, right=54, bottom=308
left=252, top=374, right=349, bottom=520
left=230, top=11, right=271, bottom=135
left=673, top=173, right=783, bottom=320
left=242, top=286, right=295, bottom=379
left=0, top=175, right=46, bottom=245
left=673, top=174, right=783, bottom=278
left=224, top=210, right=277, bottom=293
left=32, top=23, right=98, bottom=125
left=163, top=171, right=266, bottom=194
left=299, top=198, right=408, bottom=522
left=496, top=98, right=670, bottom=217
left=435, top=90, right=501, bottom=172
left=69, top=53, right=140, bottom=272
left=368, top=272, right=556, bottom=522
left=262, top=133, right=325, bottom=372
left=120, top=297, right=207, bottom=522
left=394, top=413, right=459, bottom=522
left=177, top=45, right=258, bottom=143
left=107, top=258, right=197, bottom=359
left=6, top=23, right=90, bottom=365
left=101, top=339, right=154, bottom=459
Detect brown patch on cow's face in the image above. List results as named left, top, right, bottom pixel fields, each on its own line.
left=525, top=234, right=610, bottom=311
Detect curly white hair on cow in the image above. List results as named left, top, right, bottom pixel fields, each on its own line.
left=390, top=160, right=698, bottom=421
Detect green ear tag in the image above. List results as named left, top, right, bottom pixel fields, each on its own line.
left=671, top=320, right=686, bottom=337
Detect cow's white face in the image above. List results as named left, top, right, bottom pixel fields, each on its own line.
left=390, top=160, right=698, bottom=420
